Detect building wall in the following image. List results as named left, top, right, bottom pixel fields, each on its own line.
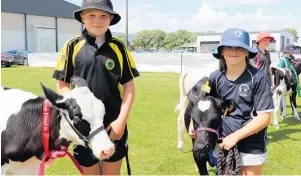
left=1, top=12, right=25, bottom=52
left=26, top=14, right=56, bottom=52
left=1, top=12, right=82, bottom=53
left=280, top=31, right=295, bottom=51
left=57, top=18, right=82, bottom=50
left=196, top=34, right=220, bottom=52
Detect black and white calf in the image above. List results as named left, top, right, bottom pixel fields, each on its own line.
left=183, top=77, right=229, bottom=175
left=271, top=63, right=301, bottom=129
left=175, top=64, right=218, bottom=152
left=1, top=82, right=114, bottom=175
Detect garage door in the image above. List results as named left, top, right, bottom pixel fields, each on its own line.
left=200, top=41, right=219, bottom=53
left=36, top=27, right=56, bottom=52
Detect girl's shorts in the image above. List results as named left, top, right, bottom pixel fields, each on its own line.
left=240, top=152, right=268, bottom=166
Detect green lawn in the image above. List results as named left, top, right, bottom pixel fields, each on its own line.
left=1, top=66, right=301, bottom=175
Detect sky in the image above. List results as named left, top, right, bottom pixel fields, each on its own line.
left=66, top=0, right=301, bottom=40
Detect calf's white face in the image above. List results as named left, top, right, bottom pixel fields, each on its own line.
left=42, top=85, right=115, bottom=160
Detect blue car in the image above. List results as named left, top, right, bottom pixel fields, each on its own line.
left=6, top=49, right=31, bottom=66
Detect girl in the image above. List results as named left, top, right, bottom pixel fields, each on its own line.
left=197, top=28, right=274, bottom=175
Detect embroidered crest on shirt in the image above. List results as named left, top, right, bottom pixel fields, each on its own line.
left=238, top=84, right=250, bottom=97
left=105, top=58, right=115, bottom=70
left=56, top=53, right=67, bottom=70
left=60, top=53, right=67, bottom=61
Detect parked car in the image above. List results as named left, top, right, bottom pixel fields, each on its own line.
left=6, top=49, right=31, bottom=66
left=1, top=53, right=14, bottom=67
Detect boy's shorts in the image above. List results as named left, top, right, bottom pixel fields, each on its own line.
left=73, top=129, right=128, bottom=167
left=240, top=152, right=268, bottom=166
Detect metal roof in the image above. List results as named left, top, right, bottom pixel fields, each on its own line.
left=1, top=0, right=80, bottom=19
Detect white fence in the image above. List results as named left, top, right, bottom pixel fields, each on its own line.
left=28, top=52, right=301, bottom=73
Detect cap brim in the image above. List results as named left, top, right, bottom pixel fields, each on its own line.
left=212, top=40, right=258, bottom=59
left=73, top=4, right=121, bottom=26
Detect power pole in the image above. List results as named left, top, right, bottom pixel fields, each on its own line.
left=125, top=0, right=128, bottom=47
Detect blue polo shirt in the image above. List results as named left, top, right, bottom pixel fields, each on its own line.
left=209, top=65, right=274, bottom=154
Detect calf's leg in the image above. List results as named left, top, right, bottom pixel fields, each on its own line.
left=290, top=92, right=300, bottom=120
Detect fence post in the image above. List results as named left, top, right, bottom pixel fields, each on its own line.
left=180, top=49, right=183, bottom=74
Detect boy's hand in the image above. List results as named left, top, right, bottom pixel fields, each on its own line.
left=106, top=119, right=126, bottom=141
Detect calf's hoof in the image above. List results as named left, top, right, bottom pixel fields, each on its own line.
left=177, top=142, right=184, bottom=152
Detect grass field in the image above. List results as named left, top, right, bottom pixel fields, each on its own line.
left=2, top=66, right=301, bottom=175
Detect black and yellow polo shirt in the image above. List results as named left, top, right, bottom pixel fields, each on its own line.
left=53, top=29, right=139, bottom=122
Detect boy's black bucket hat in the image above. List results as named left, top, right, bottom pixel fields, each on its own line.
left=73, top=0, right=121, bottom=26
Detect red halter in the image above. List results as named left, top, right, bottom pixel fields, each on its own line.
left=38, top=99, right=83, bottom=175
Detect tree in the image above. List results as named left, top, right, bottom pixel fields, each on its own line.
left=149, top=30, right=166, bottom=49
left=282, top=28, right=299, bottom=42
left=133, top=29, right=166, bottom=49
left=163, top=32, right=178, bottom=50
left=133, top=30, right=151, bottom=49
left=163, top=30, right=197, bottom=50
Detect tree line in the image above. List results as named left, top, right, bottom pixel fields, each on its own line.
left=115, top=28, right=299, bottom=50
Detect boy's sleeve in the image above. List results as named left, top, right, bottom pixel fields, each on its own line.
left=52, top=40, right=75, bottom=83
left=253, top=73, right=274, bottom=113
left=120, top=46, right=140, bottom=84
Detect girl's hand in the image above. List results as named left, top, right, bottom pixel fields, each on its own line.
left=188, top=121, right=196, bottom=139
left=219, top=133, right=239, bottom=150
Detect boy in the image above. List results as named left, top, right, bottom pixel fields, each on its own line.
left=250, top=32, right=274, bottom=87
left=52, top=0, right=140, bottom=174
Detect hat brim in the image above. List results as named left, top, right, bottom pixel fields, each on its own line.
left=256, top=36, right=274, bottom=43
left=283, top=49, right=298, bottom=54
left=212, top=40, right=258, bottom=59
left=73, top=4, right=121, bottom=26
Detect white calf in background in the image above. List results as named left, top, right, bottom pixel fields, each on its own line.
left=175, top=63, right=218, bottom=151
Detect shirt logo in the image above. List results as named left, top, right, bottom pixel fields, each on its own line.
left=234, top=30, right=243, bottom=38
left=105, top=58, right=115, bottom=70
left=59, top=53, right=67, bottom=61
left=238, top=84, right=250, bottom=97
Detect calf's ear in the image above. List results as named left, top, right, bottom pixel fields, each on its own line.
left=187, top=86, right=199, bottom=103
left=187, top=80, right=210, bottom=103
left=40, top=83, right=63, bottom=105
left=217, top=99, right=235, bottom=114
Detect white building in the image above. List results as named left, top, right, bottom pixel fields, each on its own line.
left=1, top=0, right=83, bottom=53
left=196, top=31, right=295, bottom=53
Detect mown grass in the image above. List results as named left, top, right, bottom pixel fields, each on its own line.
left=2, top=66, right=301, bottom=175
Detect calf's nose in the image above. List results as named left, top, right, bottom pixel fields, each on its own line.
left=193, top=143, right=209, bottom=152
